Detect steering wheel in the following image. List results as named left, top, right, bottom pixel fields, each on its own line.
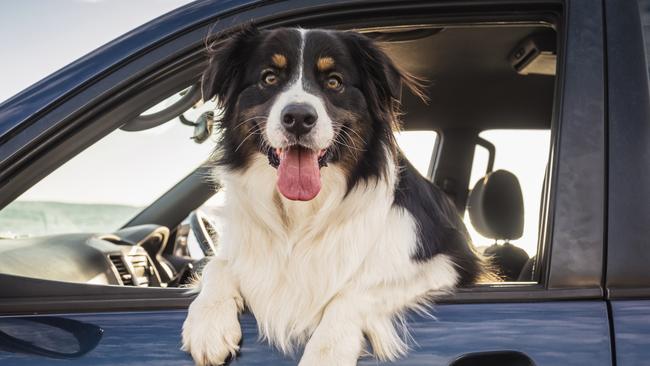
left=188, top=210, right=218, bottom=257
left=172, top=210, right=217, bottom=285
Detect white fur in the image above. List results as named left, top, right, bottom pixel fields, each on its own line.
left=182, top=148, right=460, bottom=365
left=266, top=29, right=335, bottom=150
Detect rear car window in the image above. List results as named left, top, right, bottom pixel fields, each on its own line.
left=395, top=131, right=438, bottom=176
left=465, top=130, right=550, bottom=257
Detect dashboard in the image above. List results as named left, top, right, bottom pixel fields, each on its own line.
left=0, top=225, right=191, bottom=287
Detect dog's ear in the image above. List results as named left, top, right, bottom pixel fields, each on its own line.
left=201, top=24, right=259, bottom=105
left=343, top=32, right=428, bottom=124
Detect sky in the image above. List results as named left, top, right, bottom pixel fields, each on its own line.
left=0, top=0, right=193, bottom=102
left=0, top=3, right=549, bottom=255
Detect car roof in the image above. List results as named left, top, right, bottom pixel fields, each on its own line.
left=385, top=25, right=556, bottom=131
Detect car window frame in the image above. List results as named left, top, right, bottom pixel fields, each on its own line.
left=0, top=0, right=606, bottom=315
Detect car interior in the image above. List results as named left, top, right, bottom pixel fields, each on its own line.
left=0, top=21, right=556, bottom=289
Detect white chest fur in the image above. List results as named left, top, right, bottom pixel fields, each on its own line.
left=216, top=155, right=399, bottom=347
left=210, top=154, right=458, bottom=356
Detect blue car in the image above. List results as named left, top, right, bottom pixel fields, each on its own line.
left=0, top=0, right=648, bottom=365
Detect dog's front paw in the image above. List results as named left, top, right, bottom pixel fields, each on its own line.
left=182, top=298, right=242, bottom=366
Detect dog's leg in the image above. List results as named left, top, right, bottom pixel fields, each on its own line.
left=182, top=259, right=243, bottom=366
left=299, top=256, right=457, bottom=366
left=298, top=296, right=365, bottom=366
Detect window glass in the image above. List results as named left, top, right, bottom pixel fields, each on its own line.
left=394, top=131, right=438, bottom=176
left=464, top=130, right=550, bottom=257
left=0, top=98, right=217, bottom=238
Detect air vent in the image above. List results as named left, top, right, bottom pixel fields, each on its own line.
left=127, top=254, right=151, bottom=287
left=109, top=254, right=133, bottom=285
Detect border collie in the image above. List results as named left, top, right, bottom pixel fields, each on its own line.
left=182, top=25, right=489, bottom=366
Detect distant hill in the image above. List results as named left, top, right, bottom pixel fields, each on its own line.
left=0, top=201, right=142, bottom=238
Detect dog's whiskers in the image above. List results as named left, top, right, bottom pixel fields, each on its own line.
left=233, top=116, right=267, bottom=130
left=337, top=129, right=363, bottom=149
left=333, top=137, right=362, bottom=161
left=235, top=124, right=265, bottom=153
left=337, top=123, right=367, bottom=145
left=336, top=130, right=366, bottom=158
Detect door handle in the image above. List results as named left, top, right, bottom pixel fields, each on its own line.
left=450, top=350, right=535, bottom=366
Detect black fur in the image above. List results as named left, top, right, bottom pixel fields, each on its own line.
left=393, top=154, right=484, bottom=286
left=335, top=32, right=403, bottom=193
left=335, top=32, right=428, bottom=194
left=202, top=24, right=265, bottom=170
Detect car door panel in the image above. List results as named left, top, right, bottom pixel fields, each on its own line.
left=611, top=301, right=650, bottom=366
left=0, top=302, right=611, bottom=365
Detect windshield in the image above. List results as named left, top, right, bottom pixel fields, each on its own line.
left=0, top=94, right=217, bottom=238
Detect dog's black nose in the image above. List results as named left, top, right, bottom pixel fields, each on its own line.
left=281, top=104, right=317, bottom=137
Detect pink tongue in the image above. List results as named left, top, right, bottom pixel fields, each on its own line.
left=277, top=146, right=321, bottom=201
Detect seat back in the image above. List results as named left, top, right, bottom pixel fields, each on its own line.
left=467, top=170, right=528, bottom=280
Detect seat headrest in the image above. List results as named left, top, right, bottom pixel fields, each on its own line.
left=467, top=169, right=524, bottom=240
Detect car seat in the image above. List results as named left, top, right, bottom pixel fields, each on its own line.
left=467, top=169, right=529, bottom=281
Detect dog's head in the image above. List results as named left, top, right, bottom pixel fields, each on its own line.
left=203, top=25, right=425, bottom=201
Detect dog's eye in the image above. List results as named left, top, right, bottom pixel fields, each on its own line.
left=262, top=70, right=278, bottom=86
left=326, top=74, right=343, bottom=90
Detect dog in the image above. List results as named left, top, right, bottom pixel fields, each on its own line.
left=182, top=25, right=490, bottom=366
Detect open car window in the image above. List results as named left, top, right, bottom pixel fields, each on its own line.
left=0, top=17, right=563, bottom=294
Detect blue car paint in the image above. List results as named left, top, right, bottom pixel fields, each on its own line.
left=0, top=302, right=611, bottom=365
left=611, top=301, right=650, bottom=366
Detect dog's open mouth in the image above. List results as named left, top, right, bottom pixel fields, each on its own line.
left=267, top=145, right=330, bottom=201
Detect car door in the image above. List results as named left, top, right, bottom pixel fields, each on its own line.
left=0, top=0, right=612, bottom=365
left=605, top=1, right=650, bottom=365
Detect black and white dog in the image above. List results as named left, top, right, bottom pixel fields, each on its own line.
left=182, top=25, right=489, bottom=366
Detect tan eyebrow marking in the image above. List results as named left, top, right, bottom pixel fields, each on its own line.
left=272, top=54, right=287, bottom=68
left=317, top=56, right=335, bottom=71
